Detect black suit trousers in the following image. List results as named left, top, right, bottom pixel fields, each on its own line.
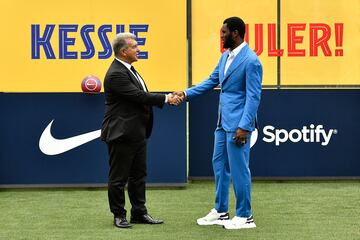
left=107, top=139, right=148, bottom=218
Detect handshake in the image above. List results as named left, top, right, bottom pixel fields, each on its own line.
left=166, top=91, right=186, bottom=106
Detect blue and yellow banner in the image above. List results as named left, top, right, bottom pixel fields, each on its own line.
left=0, top=0, right=187, bottom=92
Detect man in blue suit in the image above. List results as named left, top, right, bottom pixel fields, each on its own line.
left=176, top=17, right=262, bottom=229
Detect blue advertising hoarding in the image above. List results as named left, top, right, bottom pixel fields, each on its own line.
left=0, top=93, right=186, bottom=186
left=1, top=89, right=359, bottom=187
left=189, top=89, right=360, bottom=178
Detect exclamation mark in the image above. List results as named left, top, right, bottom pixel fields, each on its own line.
left=334, top=23, right=344, bottom=56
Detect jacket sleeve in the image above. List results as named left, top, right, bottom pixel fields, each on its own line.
left=108, top=71, right=165, bottom=108
left=238, top=58, right=262, bottom=131
left=185, top=58, right=221, bottom=100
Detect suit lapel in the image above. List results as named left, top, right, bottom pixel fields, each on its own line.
left=115, top=60, right=144, bottom=90
left=127, top=68, right=144, bottom=90
left=222, top=45, right=249, bottom=83
left=134, top=71, right=149, bottom=91
left=219, top=51, right=229, bottom=82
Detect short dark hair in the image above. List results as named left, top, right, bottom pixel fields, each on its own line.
left=223, top=17, right=246, bottom=38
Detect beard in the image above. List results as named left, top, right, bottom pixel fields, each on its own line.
left=223, top=36, right=235, bottom=49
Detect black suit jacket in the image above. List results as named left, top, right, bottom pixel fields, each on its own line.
left=101, top=59, right=165, bottom=143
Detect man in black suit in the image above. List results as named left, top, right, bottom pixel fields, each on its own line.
left=101, top=32, right=180, bottom=228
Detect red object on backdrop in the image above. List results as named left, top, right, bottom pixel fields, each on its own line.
left=81, top=75, right=102, bottom=93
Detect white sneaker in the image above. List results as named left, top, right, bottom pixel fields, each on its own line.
left=196, top=208, right=230, bottom=225
left=223, top=215, right=256, bottom=229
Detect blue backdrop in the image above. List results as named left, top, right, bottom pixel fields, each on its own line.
left=189, top=89, right=360, bottom=178
left=0, top=93, right=186, bottom=186
left=1, top=89, right=359, bottom=187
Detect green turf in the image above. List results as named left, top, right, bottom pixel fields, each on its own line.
left=0, top=181, right=359, bottom=240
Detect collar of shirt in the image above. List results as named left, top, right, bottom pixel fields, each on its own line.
left=114, top=57, right=148, bottom=92
left=228, top=41, right=247, bottom=59
left=115, top=57, right=133, bottom=71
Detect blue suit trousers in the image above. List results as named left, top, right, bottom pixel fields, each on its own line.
left=213, top=128, right=252, bottom=217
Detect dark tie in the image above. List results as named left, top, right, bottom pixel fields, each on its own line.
left=130, top=66, right=138, bottom=77
left=130, top=66, right=144, bottom=90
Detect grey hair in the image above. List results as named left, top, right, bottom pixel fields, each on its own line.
left=112, top=32, right=136, bottom=56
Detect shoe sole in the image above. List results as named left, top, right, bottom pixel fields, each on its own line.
left=223, top=222, right=256, bottom=229
left=114, top=224, right=132, bottom=228
left=197, top=219, right=230, bottom=226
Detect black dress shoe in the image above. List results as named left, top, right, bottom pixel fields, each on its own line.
left=114, top=217, right=132, bottom=228
left=130, top=214, right=164, bottom=224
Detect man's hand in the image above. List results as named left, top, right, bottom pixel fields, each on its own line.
left=233, top=128, right=249, bottom=146
left=167, top=93, right=182, bottom=106
left=173, top=91, right=186, bottom=102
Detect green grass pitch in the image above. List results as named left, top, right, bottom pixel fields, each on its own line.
left=0, top=180, right=359, bottom=240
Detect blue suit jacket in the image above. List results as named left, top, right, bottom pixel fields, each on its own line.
left=185, top=44, right=262, bottom=132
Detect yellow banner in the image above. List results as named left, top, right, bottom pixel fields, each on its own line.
left=192, top=0, right=277, bottom=86
left=281, top=0, right=360, bottom=86
left=192, top=0, right=360, bottom=87
left=0, top=0, right=187, bottom=92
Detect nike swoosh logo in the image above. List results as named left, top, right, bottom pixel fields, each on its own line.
left=39, top=120, right=101, bottom=155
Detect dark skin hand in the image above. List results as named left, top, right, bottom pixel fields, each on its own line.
left=174, top=91, right=249, bottom=145
left=233, top=128, right=249, bottom=146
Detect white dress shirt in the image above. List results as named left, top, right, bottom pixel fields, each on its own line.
left=224, top=41, right=247, bottom=75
